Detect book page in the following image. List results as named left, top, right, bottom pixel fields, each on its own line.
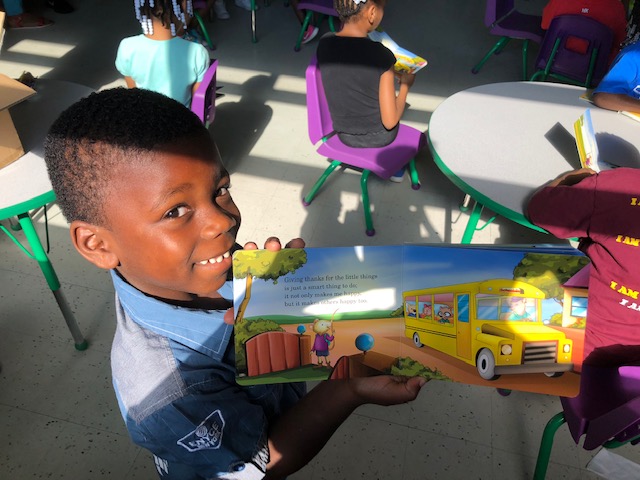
left=574, top=108, right=600, bottom=171
left=232, top=244, right=589, bottom=397
left=368, top=30, right=427, bottom=74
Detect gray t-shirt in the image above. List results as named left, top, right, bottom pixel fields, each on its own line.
left=317, top=34, right=398, bottom=147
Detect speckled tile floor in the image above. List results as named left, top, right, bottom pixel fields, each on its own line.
left=2, top=0, right=639, bottom=478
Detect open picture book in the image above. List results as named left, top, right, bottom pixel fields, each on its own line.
left=368, top=29, right=427, bottom=74
left=232, top=244, right=592, bottom=397
left=574, top=108, right=617, bottom=172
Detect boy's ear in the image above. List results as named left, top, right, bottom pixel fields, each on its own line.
left=70, top=221, right=120, bottom=270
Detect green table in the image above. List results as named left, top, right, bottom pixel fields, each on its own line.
left=1, top=79, right=94, bottom=350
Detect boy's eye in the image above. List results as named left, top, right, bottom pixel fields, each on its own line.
left=165, top=205, right=190, bottom=219
left=215, top=185, right=230, bottom=198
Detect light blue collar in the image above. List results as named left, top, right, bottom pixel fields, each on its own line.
left=110, top=270, right=233, bottom=360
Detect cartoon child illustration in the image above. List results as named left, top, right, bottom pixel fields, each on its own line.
left=503, top=296, right=532, bottom=321
left=420, top=304, right=432, bottom=318
left=406, top=304, right=417, bottom=317
left=311, top=318, right=335, bottom=366
left=437, top=305, right=452, bottom=324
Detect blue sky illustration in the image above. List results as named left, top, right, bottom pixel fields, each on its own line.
left=233, top=245, right=582, bottom=320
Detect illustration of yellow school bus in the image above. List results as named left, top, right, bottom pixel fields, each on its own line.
left=403, top=279, right=573, bottom=380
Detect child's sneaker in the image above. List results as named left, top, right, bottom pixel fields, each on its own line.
left=301, top=25, right=319, bottom=45
left=213, top=0, right=230, bottom=19
left=235, top=0, right=257, bottom=11
left=389, top=168, right=405, bottom=183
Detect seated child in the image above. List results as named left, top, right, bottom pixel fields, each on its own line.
left=316, top=0, right=416, bottom=181
left=592, top=40, right=640, bottom=113
left=43, top=87, right=426, bottom=479
left=527, top=167, right=640, bottom=366
left=115, top=0, right=210, bottom=107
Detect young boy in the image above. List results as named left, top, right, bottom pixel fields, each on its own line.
left=526, top=167, right=640, bottom=366
left=44, top=88, right=426, bottom=480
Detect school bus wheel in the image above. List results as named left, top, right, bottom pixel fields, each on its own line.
left=544, top=371, right=564, bottom=378
left=412, top=332, right=423, bottom=348
left=477, top=348, right=499, bottom=381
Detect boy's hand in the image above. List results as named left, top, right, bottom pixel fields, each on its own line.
left=243, top=237, right=305, bottom=251
left=548, top=168, right=596, bottom=187
left=350, top=375, right=427, bottom=406
left=224, top=237, right=305, bottom=325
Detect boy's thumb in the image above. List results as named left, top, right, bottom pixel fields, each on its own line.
left=224, top=308, right=235, bottom=325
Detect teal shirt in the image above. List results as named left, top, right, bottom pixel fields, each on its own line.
left=116, top=34, right=209, bottom=107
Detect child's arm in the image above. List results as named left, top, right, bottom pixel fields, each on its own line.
left=379, top=69, right=415, bottom=130
left=191, top=81, right=202, bottom=101
left=264, top=376, right=426, bottom=479
left=123, top=76, right=136, bottom=89
left=593, top=91, right=640, bottom=114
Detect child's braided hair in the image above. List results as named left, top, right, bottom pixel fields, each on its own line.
left=134, top=0, right=193, bottom=36
left=333, top=0, right=384, bottom=23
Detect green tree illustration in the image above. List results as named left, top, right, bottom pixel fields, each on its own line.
left=512, top=253, right=590, bottom=306
left=233, top=248, right=307, bottom=373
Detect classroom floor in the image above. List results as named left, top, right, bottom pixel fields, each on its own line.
left=2, top=0, right=639, bottom=478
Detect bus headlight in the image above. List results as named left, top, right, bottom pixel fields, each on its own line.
left=563, top=343, right=571, bottom=353
left=501, top=344, right=512, bottom=355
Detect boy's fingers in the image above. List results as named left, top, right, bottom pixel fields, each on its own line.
left=285, top=237, right=305, bottom=249
left=265, top=237, right=282, bottom=251
left=243, top=241, right=258, bottom=250
left=223, top=308, right=235, bottom=325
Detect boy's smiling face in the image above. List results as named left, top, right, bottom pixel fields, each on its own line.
left=96, top=142, right=240, bottom=302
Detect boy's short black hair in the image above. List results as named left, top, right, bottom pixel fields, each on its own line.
left=45, top=87, right=210, bottom=226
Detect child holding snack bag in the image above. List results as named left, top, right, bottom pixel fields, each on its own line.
left=317, top=0, right=416, bottom=182
left=44, top=87, right=426, bottom=479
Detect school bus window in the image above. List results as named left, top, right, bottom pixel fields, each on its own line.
left=405, top=300, right=417, bottom=317
left=477, top=295, right=499, bottom=320
left=570, top=296, right=588, bottom=318
left=434, top=293, right=454, bottom=324
left=418, top=295, right=432, bottom=319
left=457, top=294, right=470, bottom=323
left=500, top=296, right=536, bottom=321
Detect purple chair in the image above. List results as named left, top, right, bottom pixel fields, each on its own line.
left=191, top=59, right=219, bottom=128
left=533, top=364, right=640, bottom=479
left=303, top=55, right=425, bottom=236
left=293, top=0, right=339, bottom=52
left=472, top=0, right=544, bottom=80
left=530, top=15, right=614, bottom=89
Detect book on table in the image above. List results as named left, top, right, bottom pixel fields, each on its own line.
left=232, top=244, right=593, bottom=397
left=573, top=108, right=618, bottom=172
left=368, top=29, right=427, bottom=74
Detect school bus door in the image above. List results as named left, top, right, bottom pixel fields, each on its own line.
left=456, top=294, right=471, bottom=360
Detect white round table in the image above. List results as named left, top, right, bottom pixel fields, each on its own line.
left=428, top=81, right=640, bottom=243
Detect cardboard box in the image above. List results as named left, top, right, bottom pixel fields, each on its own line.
left=0, top=74, right=36, bottom=169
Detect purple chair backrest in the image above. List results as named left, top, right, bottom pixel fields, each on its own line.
left=191, top=59, right=218, bottom=125
left=485, top=0, right=515, bottom=28
left=535, top=15, right=614, bottom=84
left=306, top=55, right=335, bottom=145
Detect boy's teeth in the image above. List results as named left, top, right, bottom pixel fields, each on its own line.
left=199, top=251, right=231, bottom=265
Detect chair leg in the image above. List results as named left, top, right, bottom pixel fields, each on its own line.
left=585, top=47, right=598, bottom=88
left=251, top=0, right=257, bottom=43
left=328, top=15, right=337, bottom=32
left=472, top=36, right=510, bottom=74
left=302, top=160, right=341, bottom=206
left=294, top=11, right=313, bottom=52
left=193, top=12, right=215, bottom=51
left=360, top=170, right=375, bottom=236
left=408, top=159, right=420, bottom=190
left=533, top=412, right=567, bottom=480
left=521, top=39, right=529, bottom=81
